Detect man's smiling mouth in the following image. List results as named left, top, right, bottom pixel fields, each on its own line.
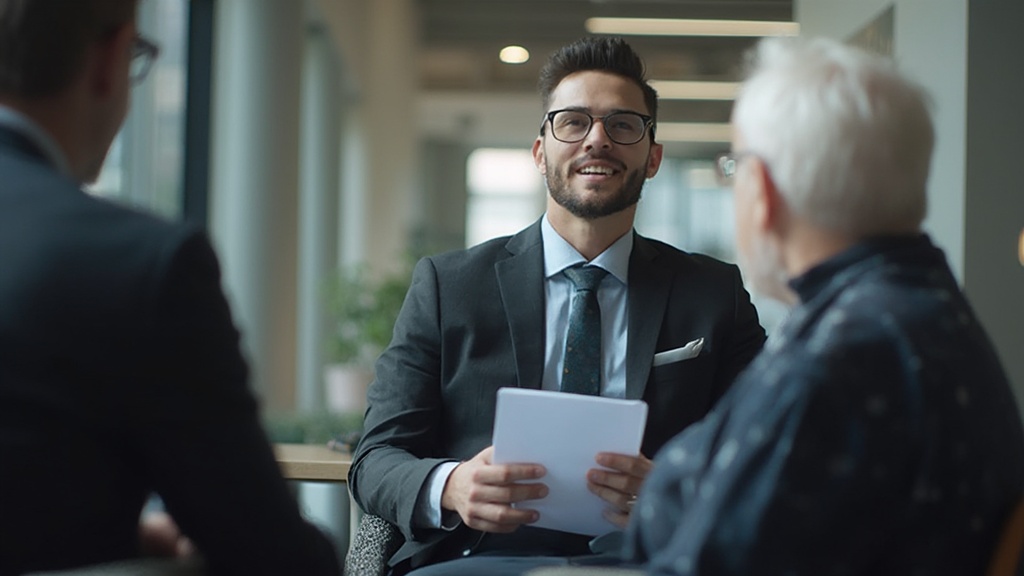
left=577, top=165, right=617, bottom=176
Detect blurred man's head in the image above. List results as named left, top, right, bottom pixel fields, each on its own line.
left=0, top=0, right=142, bottom=182
left=727, top=37, right=934, bottom=301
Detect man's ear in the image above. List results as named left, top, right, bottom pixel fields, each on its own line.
left=90, top=23, right=134, bottom=97
left=749, top=157, right=784, bottom=234
left=645, top=141, right=664, bottom=179
left=532, top=137, right=546, bottom=174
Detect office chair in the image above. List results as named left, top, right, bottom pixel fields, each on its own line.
left=343, top=513, right=403, bottom=576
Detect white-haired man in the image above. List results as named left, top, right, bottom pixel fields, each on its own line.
left=619, top=37, right=1024, bottom=575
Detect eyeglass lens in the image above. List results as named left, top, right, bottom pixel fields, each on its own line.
left=130, top=36, right=158, bottom=84
left=718, top=155, right=738, bottom=180
left=550, top=110, right=647, bottom=145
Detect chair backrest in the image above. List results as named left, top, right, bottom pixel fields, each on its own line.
left=343, top=513, right=403, bottom=576
left=988, top=495, right=1024, bottom=576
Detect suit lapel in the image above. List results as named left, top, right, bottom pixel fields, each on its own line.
left=495, top=221, right=547, bottom=390
left=626, top=234, right=673, bottom=399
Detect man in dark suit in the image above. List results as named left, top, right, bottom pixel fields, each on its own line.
left=348, top=37, right=766, bottom=575
left=0, top=1, right=340, bottom=575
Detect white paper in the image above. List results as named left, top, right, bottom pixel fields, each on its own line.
left=491, top=388, right=648, bottom=536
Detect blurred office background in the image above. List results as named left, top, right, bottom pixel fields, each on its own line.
left=90, top=0, right=1024, bottom=424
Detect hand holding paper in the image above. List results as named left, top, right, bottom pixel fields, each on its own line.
left=491, top=388, right=649, bottom=536
left=441, top=446, right=548, bottom=533
left=587, top=451, right=654, bottom=528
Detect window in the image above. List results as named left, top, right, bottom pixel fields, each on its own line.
left=88, top=0, right=188, bottom=220
left=635, top=158, right=736, bottom=262
left=636, top=158, right=788, bottom=332
left=465, top=148, right=545, bottom=247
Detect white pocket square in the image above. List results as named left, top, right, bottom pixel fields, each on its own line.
left=652, top=338, right=705, bottom=367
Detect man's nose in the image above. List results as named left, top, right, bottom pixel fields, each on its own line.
left=582, top=118, right=613, bottom=149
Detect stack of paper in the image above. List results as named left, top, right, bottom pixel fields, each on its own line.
left=491, top=388, right=648, bottom=536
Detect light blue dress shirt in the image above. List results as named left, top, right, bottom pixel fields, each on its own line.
left=539, top=215, right=631, bottom=398
left=415, top=213, right=633, bottom=529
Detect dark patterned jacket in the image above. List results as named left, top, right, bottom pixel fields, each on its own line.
left=624, top=235, right=1024, bottom=576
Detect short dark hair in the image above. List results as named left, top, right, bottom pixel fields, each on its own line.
left=0, top=0, right=138, bottom=98
left=538, top=36, right=658, bottom=137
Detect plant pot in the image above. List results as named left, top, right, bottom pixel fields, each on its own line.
left=324, top=363, right=373, bottom=414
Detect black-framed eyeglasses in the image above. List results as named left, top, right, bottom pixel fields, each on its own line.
left=542, top=109, right=654, bottom=145
left=715, top=151, right=757, bottom=186
left=130, top=34, right=160, bottom=85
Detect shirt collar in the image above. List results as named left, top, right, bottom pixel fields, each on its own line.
left=788, top=234, right=934, bottom=302
left=0, top=104, right=73, bottom=177
left=541, top=214, right=632, bottom=284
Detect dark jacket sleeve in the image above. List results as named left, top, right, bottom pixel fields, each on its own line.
left=348, top=257, right=456, bottom=542
left=129, top=231, right=340, bottom=576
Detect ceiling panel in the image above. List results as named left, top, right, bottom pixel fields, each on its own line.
left=419, top=0, right=792, bottom=87
left=415, top=0, right=793, bottom=157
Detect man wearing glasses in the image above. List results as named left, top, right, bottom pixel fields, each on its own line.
left=0, top=2, right=339, bottom=575
left=349, top=36, right=766, bottom=575
left=616, top=37, right=1024, bottom=575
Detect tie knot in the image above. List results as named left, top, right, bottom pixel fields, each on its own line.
left=564, top=265, right=608, bottom=292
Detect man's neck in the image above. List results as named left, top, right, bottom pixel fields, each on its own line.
left=0, top=99, right=75, bottom=178
left=545, top=201, right=636, bottom=261
left=780, top=223, right=857, bottom=280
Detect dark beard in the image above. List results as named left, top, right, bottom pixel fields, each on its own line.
left=546, top=158, right=647, bottom=220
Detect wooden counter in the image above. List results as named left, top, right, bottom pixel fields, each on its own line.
left=274, top=443, right=351, bottom=482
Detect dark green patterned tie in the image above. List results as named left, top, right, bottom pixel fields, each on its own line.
left=561, top=265, right=608, bottom=396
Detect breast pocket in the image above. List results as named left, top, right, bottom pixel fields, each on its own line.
left=643, top=353, right=718, bottom=453
left=649, top=351, right=713, bottom=387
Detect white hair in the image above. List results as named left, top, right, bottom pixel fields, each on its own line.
left=732, top=37, right=934, bottom=237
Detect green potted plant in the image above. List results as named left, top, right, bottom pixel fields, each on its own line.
left=263, top=410, right=364, bottom=445
left=323, top=262, right=411, bottom=413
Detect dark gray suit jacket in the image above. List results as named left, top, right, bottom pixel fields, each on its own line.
left=348, top=220, right=766, bottom=568
left=0, top=126, right=339, bottom=576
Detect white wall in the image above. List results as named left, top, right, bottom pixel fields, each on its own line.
left=962, top=0, right=1024, bottom=416
left=798, top=0, right=967, bottom=279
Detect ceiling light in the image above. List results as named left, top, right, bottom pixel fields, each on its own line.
left=650, top=80, right=739, bottom=100
left=585, top=17, right=799, bottom=37
left=656, top=122, right=731, bottom=143
left=499, top=45, right=530, bottom=64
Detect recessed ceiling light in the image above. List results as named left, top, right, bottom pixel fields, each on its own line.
left=585, top=17, right=799, bottom=37
left=650, top=80, right=740, bottom=100
left=499, top=45, right=530, bottom=64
